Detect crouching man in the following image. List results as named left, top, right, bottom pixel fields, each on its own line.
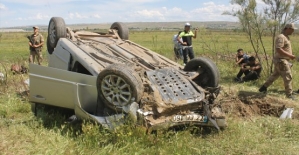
left=234, top=56, right=262, bottom=82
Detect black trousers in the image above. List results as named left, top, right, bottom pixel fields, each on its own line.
left=183, top=47, right=195, bottom=64
left=237, top=69, right=260, bottom=81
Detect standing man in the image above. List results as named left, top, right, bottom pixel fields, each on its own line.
left=259, top=23, right=297, bottom=99
left=177, top=23, right=197, bottom=65
left=28, top=26, right=44, bottom=65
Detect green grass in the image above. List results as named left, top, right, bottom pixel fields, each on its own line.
left=1, top=30, right=299, bottom=154
left=0, top=32, right=47, bottom=61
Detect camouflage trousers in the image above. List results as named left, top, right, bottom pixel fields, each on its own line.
left=29, top=49, right=43, bottom=65
left=263, top=59, right=292, bottom=96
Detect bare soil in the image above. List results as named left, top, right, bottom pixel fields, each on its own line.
left=216, top=87, right=298, bottom=119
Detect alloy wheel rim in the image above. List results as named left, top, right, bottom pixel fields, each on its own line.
left=101, top=75, right=132, bottom=107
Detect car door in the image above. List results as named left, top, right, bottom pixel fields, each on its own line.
left=29, top=64, right=97, bottom=110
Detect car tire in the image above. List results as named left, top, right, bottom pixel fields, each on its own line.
left=183, top=57, right=220, bottom=87
left=110, top=22, right=129, bottom=40
left=47, top=17, right=67, bottom=54
left=96, top=64, right=143, bottom=112
left=47, top=37, right=55, bottom=54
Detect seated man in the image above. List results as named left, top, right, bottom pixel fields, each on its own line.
left=234, top=56, right=262, bottom=82
left=235, top=48, right=249, bottom=66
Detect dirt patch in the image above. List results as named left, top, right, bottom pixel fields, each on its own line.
left=216, top=89, right=294, bottom=118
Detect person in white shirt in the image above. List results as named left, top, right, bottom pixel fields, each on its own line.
left=173, top=31, right=183, bottom=60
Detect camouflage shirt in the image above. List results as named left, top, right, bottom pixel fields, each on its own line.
left=29, top=33, right=44, bottom=51
left=274, top=34, right=292, bottom=60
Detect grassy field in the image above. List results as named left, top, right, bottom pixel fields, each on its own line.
left=1, top=30, right=299, bottom=155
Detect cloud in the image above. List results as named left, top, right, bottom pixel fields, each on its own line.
left=93, top=14, right=101, bottom=19
left=69, top=12, right=88, bottom=19
left=191, top=2, right=239, bottom=21
left=135, top=9, right=164, bottom=18
left=14, top=13, right=49, bottom=21
left=0, top=0, right=77, bottom=6
left=193, top=2, right=232, bottom=14
left=128, top=1, right=239, bottom=22
left=35, top=13, right=49, bottom=20
left=160, top=7, right=190, bottom=20
left=120, top=0, right=161, bottom=3
left=0, top=3, right=7, bottom=10
left=131, top=7, right=189, bottom=21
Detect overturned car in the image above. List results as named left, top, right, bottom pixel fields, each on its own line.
left=29, top=17, right=226, bottom=130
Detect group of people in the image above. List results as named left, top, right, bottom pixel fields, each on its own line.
left=233, top=23, right=297, bottom=100
left=173, top=22, right=297, bottom=100
left=234, top=49, right=262, bottom=83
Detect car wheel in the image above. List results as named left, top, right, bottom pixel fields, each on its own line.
left=97, top=64, right=143, bottom=112
left=47, top=17, right=67, bottom=54
left=47, top=37, right=55, bottom=54
left=183, top=57, right=220, bottom=87
left=110, top=22, right=129, bottom=40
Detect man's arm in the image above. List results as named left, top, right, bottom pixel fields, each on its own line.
left=193, top=28, right=198, bottom=39
left=236, top=58, right=244, bottom=65
left=275, top=36, right=295, bottom=59
left=32, top=35, right=44, bottom=48
left=241, top=62, right=249, bottom=71
left=235, top=54, right=239, bottom=62
left=32, top=42, right=43, bottom=48
left=27, top=36, right=33, bottom=47
left=276, top=48, right=295, bottom=59
left=250, top=63, right=262, bottom=71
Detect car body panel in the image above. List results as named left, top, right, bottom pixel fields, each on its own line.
left=29, top=64, right=97, bottom=111
left=48, top=43, right=72, bottom=71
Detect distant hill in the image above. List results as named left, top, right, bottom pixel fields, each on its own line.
left=0, top=21, right=240, bottom=32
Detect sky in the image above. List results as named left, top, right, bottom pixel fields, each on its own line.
left=0, top=0, right=242, bottom=28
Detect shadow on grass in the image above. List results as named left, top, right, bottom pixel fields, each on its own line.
left=220, top=75, right=235, bottom=85
left=238, top=90, right=267, bottom=99
left=266, top=88, right=299, bottom=95
left=221, top=74, right=264, bottom=86
left=34, top=103, right=83, bottom=137
left=188, top=126, right=220, bottom=138
left=154, top=125, right=220, bottom=138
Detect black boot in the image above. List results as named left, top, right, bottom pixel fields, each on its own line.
left=259, top=85, right=267, bottom=93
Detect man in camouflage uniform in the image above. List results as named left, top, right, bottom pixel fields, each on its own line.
left=28, top=26, right=44, bottom=65
left=259, top=23, right=297, bottom=100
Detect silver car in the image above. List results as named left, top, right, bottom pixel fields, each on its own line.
left=29, top=17, right=226, bottom=130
